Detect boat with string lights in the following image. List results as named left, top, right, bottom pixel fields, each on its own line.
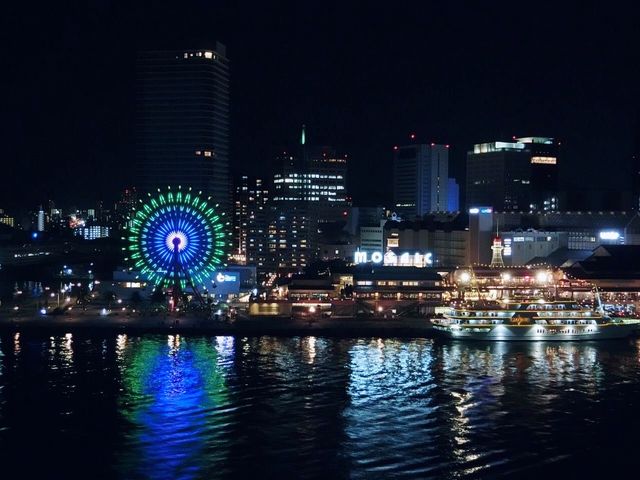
left=432, top=267, right=640, bottom=340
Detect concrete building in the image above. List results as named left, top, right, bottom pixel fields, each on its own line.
left=74, top=225, right=111, bottom=240
left=447, top=178, right=460, bottom=212
left=360, top=220, right=386, bottom=253
left=232, top=176, right=269, bottom=267
left=469, top=209, right=640, bottom=265
left=516, top=136, right=560, bottom=211
left=37, top=207, right=45, bottom=232
left=466, top=141, right=532, bottom=212
left=384, top=213, right=468, bottom=267
left=136, top=44, right=230, bottom=214
left=500, top=230, right=567, bottom=266
left=393, top=143, right=449, bottom=219
left=0, top=209, right=15, bottom=228
left=269, top=128, right=349, bottom=271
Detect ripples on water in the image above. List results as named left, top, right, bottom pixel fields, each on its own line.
left=0, top=334, right=639, bottom=479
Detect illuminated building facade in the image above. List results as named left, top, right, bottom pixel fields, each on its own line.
left=37, top=207, right=45, bottom=232
left=466, top=141, right=532, bottom=212
left=516, top=136, right=559, bottom=211
left=232, top=176, right=269, bottom=267
left=114, top=187, right=137, bottom=229
left=269, top=130, right=349, bottom=270
left=469, top=209, right=640, bottom=265
left=136, top=44, right=230, bottom=214
left=447, top=178, right=460, bottom=212
left=353, top=267, right=444, bottom=316
left=0, top=209, right=14, bottom=228
left=393, top=143, right=449, bottom=219
left=384, top=213, right=468, bottom=267
left=74, top=225, right=111, bottom=240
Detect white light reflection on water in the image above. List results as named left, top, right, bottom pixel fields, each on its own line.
left=344, top=338, right=438, bottom=477
left=1, top=335, right=639, bottom=479
left=303, top=336, right=317, bottom=364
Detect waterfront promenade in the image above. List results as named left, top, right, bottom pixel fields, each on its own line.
left=0, top=310, right=436, bottom=338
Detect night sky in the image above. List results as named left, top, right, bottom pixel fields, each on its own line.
left=2, top=1, right=639, bottom=213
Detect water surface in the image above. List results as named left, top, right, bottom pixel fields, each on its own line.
left=1, top=334, right=639, bottom=479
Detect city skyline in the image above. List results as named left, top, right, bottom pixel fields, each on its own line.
left=3, top=2, right=639, bottom=212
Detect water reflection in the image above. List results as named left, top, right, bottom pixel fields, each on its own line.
left=0, top=335, right=639, bottom=479
left=344, top=339, right=440, bottom=477
left=116, top=335, right=234, bottom=480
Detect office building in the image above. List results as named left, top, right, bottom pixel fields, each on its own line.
left=74, top=225, right=111, bottom=240
left=269, top=129, right=349, bottom=270
left=393, top=143, right=449, bottom=219
left=466, top=141, right=532, bottom=212
left=136, top=44, right=230, bottom=214
left=468, top=209, right=640, bottom=265
left=360, top=220, right=387, bottom=253
left=273, top=144, right=348, bottom=223
left=447, top=178, right=459, bottom=211
left=516, top=136, right=560, bottom=211
left=384, top=213, right=469, bottom=267
left=232, top=176, right=269, bottom=267
left=0, top=209, right=14, bottom=228
left=37, top=207, right=45, bottom=232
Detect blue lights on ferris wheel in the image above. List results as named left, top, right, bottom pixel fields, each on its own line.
left=125, top=188, right=228, bottom=288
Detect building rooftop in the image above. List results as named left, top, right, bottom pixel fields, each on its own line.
left=354, top=266, right=442, bottom=281
left=526, top=248, right=593, bottom=268
left=565, top=245, right=640, bottom=279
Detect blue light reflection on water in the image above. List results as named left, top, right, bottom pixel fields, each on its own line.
left=115, top=335, right=234, bottom=480
left=0, top=335, right=640, bottom=479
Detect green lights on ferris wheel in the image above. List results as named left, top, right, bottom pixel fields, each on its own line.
left=123, top=186, right=231, bottom=289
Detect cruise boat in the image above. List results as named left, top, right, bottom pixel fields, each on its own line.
left=432, top=299, right=640, bottom=340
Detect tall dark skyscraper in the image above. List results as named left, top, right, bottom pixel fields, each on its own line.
left=136, top=43, right=230, bottom=214
left=515, top=136, right=559, bottom=211
left=466, top=138, right=560, bottom=213
left=466, top=141, right=532, bottom=212
left=232, top=175, right=269, bottom=268
left=268, top=127, right=349, bottom=271
left=393, top=143, right=449, bottom=219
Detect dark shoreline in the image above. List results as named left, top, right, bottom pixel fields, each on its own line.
left=0, top=314, right=439, bottom=338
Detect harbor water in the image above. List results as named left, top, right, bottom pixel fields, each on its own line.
left=1, top=334, right=639, bottom=479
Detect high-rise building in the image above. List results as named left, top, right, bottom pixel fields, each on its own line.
left=37, top=207, right=45, bottom=232
left=515, top=136, right=559, bottom=211
left=447, top=178, right=460, bottom=212
left=232, top=176, right=269, bottom=267
left=136, top=44, right=230, bottom=214
left=393, top=143, right=449, bottom=219
left=466, top=141, right=532, bottom=212
left=115, top=187, right=137, bottom=229
left=74, top=226, right=111, bottom=240
left=268, top=128, right=349, bottom=270
left=0, top=209, right=14, bottom=228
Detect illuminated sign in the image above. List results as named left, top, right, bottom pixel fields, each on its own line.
left=503, top=238, right=512, bottom=256
left=354, top=250, right=433, bottom=267
left=469, top=207, right=493, bottom=214
left=531, top=156, right=557, bottom=165
left=216, top=272, right=238, bottom=283
left=599, top=231, right=620, bottom=241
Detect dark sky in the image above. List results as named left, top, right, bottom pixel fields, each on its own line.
left=2, top=1, right=639, bottom=212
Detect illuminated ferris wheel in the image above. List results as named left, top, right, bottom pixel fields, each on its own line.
left=124, top=187, right=229, bottom=302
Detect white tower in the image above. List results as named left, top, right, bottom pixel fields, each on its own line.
left=490, top=236, right=505, bottom=267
